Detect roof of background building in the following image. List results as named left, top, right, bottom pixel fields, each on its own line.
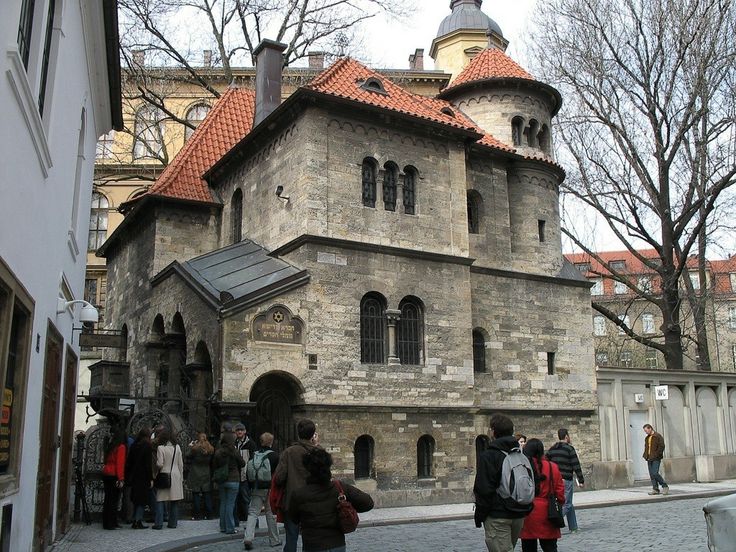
left=437, top=0, right=503, bottom=39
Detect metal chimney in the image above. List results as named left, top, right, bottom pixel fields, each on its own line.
left=253, top=39, right=287, bottom=127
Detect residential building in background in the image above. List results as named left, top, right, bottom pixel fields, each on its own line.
left=0, top=0, right=121, bottom=550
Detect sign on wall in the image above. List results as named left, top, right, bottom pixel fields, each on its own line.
left=654, top=385, right=669, bottom=401
left=252, top=306, right=304, bottom=344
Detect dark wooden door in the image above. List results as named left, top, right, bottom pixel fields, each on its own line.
left=34, top=324, right=62, bottom=551
left=55, top=347, right=77, bottom=538
left=253, top=388, right=295, bottom=451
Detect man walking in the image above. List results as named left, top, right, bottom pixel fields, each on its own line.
left=273, top=419, right=320, bottom=552
left=643, top=424, right=669, bottom=495
left=473, top=413, right=529, bottom=552
left=233, top=423, right=256, bottom=525
left=547, top=428, right=584, bottom=532
left=243, top=432, right=280, bottom=550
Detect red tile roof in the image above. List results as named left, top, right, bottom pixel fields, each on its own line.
left=145, top=88, right=256, bottom=203
left=445, top=48, right=535, bottom=92
left=306, top=57, right=480, bottom=132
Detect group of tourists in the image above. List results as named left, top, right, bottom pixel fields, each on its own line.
left=474, top=414, right=580, bottom=552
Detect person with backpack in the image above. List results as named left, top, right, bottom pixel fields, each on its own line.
left=243, top=432, right=281, bottom=550
left=213, top=432, right=246, bottom=535
left=546, top=428, right=584, bottom=532
left=473, top=413, right=534, bottom=552
left=520, top=438, right=566, bottom=552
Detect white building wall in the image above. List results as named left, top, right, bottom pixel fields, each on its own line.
left=0, top=0, right=116, bottom=549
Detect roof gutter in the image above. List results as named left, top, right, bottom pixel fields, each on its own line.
left=102, top=0, right=123, bottom=130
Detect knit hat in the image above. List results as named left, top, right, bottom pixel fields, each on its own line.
left=234, top=423, right=246, bottom=431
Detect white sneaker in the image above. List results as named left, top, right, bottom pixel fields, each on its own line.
left=662, top=487, right=669, bottom=495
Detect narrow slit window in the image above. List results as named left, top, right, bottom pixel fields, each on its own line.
left=538, top=220, right=546, bottom=242
left=361, top=158, right=377, bottom=208
left=383, top=163, right=398, bottom=212
left=547, top=352, right=555, bottom=375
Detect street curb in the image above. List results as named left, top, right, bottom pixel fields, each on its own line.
left=139, top=489, right=735, bottom=551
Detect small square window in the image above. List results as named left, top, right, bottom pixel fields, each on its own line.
left=308, top=354, right=318, bottom=370
left=595, top=351, right=609, bottom=365
left=610, top=260, right=626, bottom=271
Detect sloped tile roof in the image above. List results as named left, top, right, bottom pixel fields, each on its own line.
left=306, top=57, right=480, bottom=132
left=445, top=48, right=535, bottom=92
left=145, top=87, right=256, bottom=203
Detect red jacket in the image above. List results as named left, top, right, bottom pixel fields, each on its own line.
left=102, top=443, right=126, bottom=481
left=520, top=458, right=566, bottom=540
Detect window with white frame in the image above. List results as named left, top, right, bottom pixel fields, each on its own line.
left=642, top=313, right=655, bottom=335
left=614, top=280, right=628, bottom=294
left=689, top=271, right=701, bottom=290
left=96, top=130, right=116, bottom=159
left=645, top=348, right=658, bottom=369
left=619, top=350, right=632, bottom=368
left=618, top=314, right=630, bottom=335
left=595, top=350, right=609, bottom=365
left=133, top=105, right=165, bottom=159
left=729, top=306, right=736, bottom=330
left=590, top=278, right=603, bottom=295
left=638, top=275, right=653, bottom=293
left=184, top=104, right=210, bottom=141
left=610, top=260, right=626, bottom=271
left=593, top=315, right=606, bottom=336
left=88, top=192, right=109, bottom=251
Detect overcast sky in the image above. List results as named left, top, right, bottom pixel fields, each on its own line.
left=367, top=0, right=536, bottom=70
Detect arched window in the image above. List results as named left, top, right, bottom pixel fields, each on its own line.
left=538, top=124, right=550, bottom=153
left=527, top=119, right=539, bottom=147
left=231, top=189, right=243, bottom=243
left=88, top=192, right=109, bottom=251
left=354, top=435, right=375, bottom=479
left=360, top=293, right=386, bottom=363
left=398, top=297, right=423, bottom=365
left=467, top=190, right=482, bottom=234
left=383, top=162, right=398, bottom=212
left=511, top=116, right=524, bottom=146
left=185, top=104, right=211, bottom=141
left=361, top=158, right=377, bottom=207
left=403, top=166, right=417, bottom=215
left=133, top=105, right=165, bottom=159
left=417, top=435, right=435, bottom=478
left=475, top=435, right=490, bottom=464
left=473, top=328, right=486, bottom=373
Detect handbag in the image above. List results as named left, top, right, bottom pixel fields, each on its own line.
left=154, top=445, right=176, bottom=490
left=333, top=480, right=359, bottom=534
left=545, top=461, right=566, bottom=528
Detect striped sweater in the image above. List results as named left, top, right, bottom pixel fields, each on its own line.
left=546, top=442, right=584, bottom=483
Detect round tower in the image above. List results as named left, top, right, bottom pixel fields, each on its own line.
left=430, top=0, right=508, bottom=81
left=440, top=48, right=565, bottom=275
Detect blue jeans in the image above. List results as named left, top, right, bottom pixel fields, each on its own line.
left=155, top=500, right=178, bottom=528
left=283, top=513, right=300, bottom=552
left=562, top=479, right=578, bottom=531
left=132, top=504, right=145, bottom=522
left=219, top=482, right=239, bottom=534
left=648, top=460, right=668, bottom=490
left=192, top=491, right=213, bottom=517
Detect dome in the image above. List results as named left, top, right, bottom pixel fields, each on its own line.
left=436, top=0, right=503, bottom=39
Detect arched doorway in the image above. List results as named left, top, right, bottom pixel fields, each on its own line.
left=249, top=372, right=302, bottom=451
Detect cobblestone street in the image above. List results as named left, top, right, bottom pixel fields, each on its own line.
left=189, top=498, right=710, bottom=552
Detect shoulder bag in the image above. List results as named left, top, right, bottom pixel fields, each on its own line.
left=545, top=460, right=565, bottom=528
left=154, top=445, right=176, bottom=490
left=333, top=480, right=359, bottom=534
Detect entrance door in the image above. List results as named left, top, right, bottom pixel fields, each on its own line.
left=249, top=374, right=299, bottom=451
left=56, top=347, right=77, bottom=538
left=628, top=411, right=649, bottom=480
left=34, top=325, right=63, bottom=551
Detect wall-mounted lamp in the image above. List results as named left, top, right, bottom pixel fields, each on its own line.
left=57, top=298, right=99, bottom=323
left=275, top=185, right=290, bottom=203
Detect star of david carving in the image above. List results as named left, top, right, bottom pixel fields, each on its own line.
left=272, top=311, right=284, bottom=323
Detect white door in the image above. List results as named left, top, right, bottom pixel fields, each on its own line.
left=628, top=411, right=649, bottom=480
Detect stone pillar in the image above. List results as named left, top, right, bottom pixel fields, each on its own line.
left=386, top=309, right=401, bottom=366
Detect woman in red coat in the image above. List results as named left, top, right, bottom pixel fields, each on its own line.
left=102, top=428, right=127, bottom=530
left=520, top=438, right=566, bottom=552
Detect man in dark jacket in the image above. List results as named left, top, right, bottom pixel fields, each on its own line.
left=547, top=428, right=584, bottom=532
left=234, top=422, right=257, bottom=525
left=643, top=424, right=669, bottom=496
left=274, top=419, right=320, bottom=552
left=473, top=413, right=527, bottom=552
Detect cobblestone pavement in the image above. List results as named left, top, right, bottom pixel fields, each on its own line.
left=188, top=498, right=710, bottom=552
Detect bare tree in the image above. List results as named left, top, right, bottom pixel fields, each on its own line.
left=529, top=0, right=736, bottom=370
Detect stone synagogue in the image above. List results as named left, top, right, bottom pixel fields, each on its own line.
left=96, top=0, right=601, bottom=506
